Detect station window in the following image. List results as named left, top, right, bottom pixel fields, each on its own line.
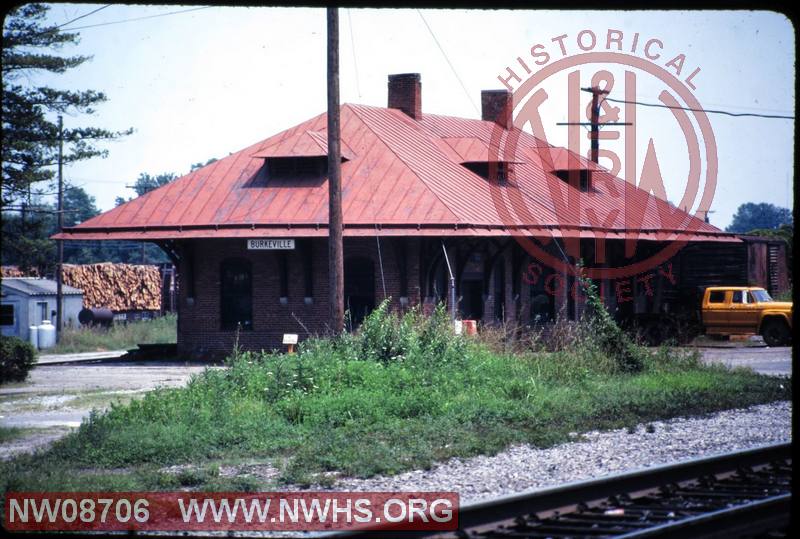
left=220, top=258, right=253, bottom=330
left=278, top=252, right=289, bottom=299
left=0, top=305, right=13, bottom=326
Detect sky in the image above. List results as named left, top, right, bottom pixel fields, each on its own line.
left=15, top=5, right=796, bottom=230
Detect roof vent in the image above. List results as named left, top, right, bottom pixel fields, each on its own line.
left=388, top=73, right=422, bottom=120
left=463, top=162, right=511, bottom=184
left=554, top=169, right=591, bottom=192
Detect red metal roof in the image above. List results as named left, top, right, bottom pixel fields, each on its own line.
left=57, top=103, right=736, bottom=243
left=250, top=129, right=356, bottom=161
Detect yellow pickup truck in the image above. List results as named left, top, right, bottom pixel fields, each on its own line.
left=701, top=286, right=793, bottom=346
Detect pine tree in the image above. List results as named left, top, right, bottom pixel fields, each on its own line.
left=2, top=3, right=132, bottom=208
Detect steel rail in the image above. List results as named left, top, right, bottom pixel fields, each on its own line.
left=325, top=441, right=791, bottom=538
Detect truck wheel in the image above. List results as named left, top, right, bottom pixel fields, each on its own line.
left=762, top=319, right=791, bottom=347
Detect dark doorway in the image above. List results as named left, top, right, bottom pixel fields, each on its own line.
left=345, top=256, right=375, bottom=327
left=493, top=258, right=506, bottom=322
left=529, top=263, right=555, bottom=324
left=220, top=258, right=253, bottom=330
left=460, top=279, right=484, bottom=321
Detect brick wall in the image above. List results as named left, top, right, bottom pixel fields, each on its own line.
left=176, top=237, right=420, bottom=358
left=174, top=235, right=662, bottom=359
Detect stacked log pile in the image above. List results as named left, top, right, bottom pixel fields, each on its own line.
left=62, top=263, right=162, bottom=311
left=1, top=266, right=39, bottom=278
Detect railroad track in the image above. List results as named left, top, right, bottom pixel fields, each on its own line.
left=332, top=442, right=792, bottom=538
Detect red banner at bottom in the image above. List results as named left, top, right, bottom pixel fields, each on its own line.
left=4, top=491, right=459, bottom=532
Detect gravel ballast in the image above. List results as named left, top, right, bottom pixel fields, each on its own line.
left=329, top=400, right=792, bottom=504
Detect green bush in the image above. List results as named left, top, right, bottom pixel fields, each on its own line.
left=579, top=273, right=644, bottom=373
left=0, top=335, right=37, bottom=384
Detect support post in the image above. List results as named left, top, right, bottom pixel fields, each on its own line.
left=441, top=241, right=456, bottom=322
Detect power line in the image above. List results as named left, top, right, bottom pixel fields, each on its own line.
left=60, top=6, right=214, bottom=32
left=416, top=10, right=480, bottom=116
left=603, top=96, right=794, bottom=120
left=346, top=9, right=362, bottom=100
left=54, top=5, right=112, bottom=30
left=29, top=4, right=112, bottom=36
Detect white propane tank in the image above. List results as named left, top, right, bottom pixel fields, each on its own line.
left=37, top=320, right=56, bottom=349
left=28, top=325, right=39, bottom=350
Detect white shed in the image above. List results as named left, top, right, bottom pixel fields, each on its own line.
left=1, top=278, right=84, bottom=342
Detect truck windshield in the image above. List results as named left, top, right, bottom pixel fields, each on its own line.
left=751, top=289, right=773, bottom=302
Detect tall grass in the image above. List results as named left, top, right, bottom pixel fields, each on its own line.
left=46, top=314, right=177, bottom=354
left=2, top=300, right=789, bottom=492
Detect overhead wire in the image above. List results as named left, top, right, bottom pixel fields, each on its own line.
left=59, top=6, right=214, bottom=32
left=51, top=4, right=112, bottom=31
left=603, top=96, right=794, bottom=120
left=346, top=9, right=362, bottom=100
left=416, top=10, right=480, bottom=116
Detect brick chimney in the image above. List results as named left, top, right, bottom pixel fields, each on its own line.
left=481, top=90, right=513, bottom=129
left=388, top=73, right=422, bottom=120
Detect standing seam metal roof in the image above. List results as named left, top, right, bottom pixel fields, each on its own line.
left=56, top=103, right=734, bottom=242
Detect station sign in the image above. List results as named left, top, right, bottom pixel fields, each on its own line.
left=247, top=239, right=295, bottom=250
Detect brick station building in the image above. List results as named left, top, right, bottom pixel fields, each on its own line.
left=58, top=73, right=763, bottom=358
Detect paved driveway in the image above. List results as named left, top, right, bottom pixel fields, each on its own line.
left=698, top=346, right=792, bottom=376
left=1, top=361, right=213, bottom=459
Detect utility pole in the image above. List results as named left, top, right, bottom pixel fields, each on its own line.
left=556, top=87, right=630, bottom=171
left=56, top=115, right=64, bottom=341
left=327, top=7, right=345, bottom=334
left=585, top=86, right=607, bottom=164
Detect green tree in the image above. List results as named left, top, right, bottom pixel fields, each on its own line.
left=0, top=210, right=55, bottom=274
left=1, top=3, right=132, bottom=208
left=132, top=172, right=178, bottom=196
left=114, top=172, right=178, bottom=206
left=1, top=185, right=105, bottom=272
left=190, top=157, right=217, bottom=172
left=63, top=184, right=100, bottom=227
left=726, top=202, right=793, bottom=233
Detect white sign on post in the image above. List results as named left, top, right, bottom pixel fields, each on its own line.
left=282, top=334, right=298, bottom=345
left=247, top=239, right=295, bottom=250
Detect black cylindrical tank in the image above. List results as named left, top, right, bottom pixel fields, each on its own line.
left=78, top=307, right=114, bottom=327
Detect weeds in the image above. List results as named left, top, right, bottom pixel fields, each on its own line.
left=47, top=314, right=177, bottom=354
left=0, top=426, right=26, bottom=443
